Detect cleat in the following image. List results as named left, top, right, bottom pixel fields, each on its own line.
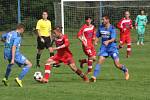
left=90, top=76, right=96, bottom=82
left=125, top=69, right=129, bottom=80
left=36, top=64, right=41, bottom=68
left=126, top=55, right=130, bottom=58
left=39, top=78, right=49, bottom=83
left=2, top=78, right=9, bottom=86
left=79, top=59, right=84, bottom=69
left=15, top=77, right=23, bottom=87
left=137, top=42, right=140, bottom=46
left=53, top=64, right=60, bottom=68
left=141, top=42, right=144, bottom=46
left=83, top=76, right=89, bottom=83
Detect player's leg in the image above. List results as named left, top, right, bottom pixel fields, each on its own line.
left=126, top=36, right=131, bottom=58
left=137, top=26, right=141, bottom=45
left=141, top=26, right=145, bottom=45
left=90, top=56, right=106, bottom=82
left=36, top=36, right=45, bottom=67
left=68, top=63, right=89, bottom=82
left=86, top=55, right=96, bottom=75
left=40, top=57, right=58, bottom=83
left=79, top=46, right=88, bottom=68
left=15, top=58, right=32, bottom=87
left=111, top=53, right=129, bottom=80
left=118, top=35, right=125, bottom=49
left=2, top=60, right=13, bottom=86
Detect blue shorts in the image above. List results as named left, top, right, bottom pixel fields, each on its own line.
left=4, top=52, right=27, bottom=67
left=98, top=46, right=119, bottom=60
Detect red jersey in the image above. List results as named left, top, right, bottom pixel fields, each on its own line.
left=77, top=24, right=96, bottom=46
left=117, top=18, right=133, bottom=34
left=55, top=35, right=72, bottom=56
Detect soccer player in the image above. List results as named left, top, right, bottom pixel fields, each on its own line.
left=77, top=16, right=96, bottom=74
left=135, top=10, right=148, bottom=45
left=90, top=16, right=129, bottom=82
left=117, top=11, right=133, bottom=58
left=38, top=26, right=89, bottom=83
left=1, top=24, right=32, bottom=87
left=36, top=10, right=55, bottom=67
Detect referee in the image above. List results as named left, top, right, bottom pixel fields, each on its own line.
left=36, top=10, right=54, bottom=67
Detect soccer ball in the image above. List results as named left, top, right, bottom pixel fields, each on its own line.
left=34, top=71, right=43, bottom=81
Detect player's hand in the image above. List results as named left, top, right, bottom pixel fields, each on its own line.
left=10, top=59, right=15, bottom=64
left=135, top=26, right=138, bottom=30
left=103, top=41, right=109, bottom=46
left=94, top=42, right=98, bottom=46
left=40, top=37, right=45, bottom=43
left=49, top=47, right=54, bottom=52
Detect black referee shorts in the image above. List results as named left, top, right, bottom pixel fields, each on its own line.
left=37, top=36, right=52, bottom=49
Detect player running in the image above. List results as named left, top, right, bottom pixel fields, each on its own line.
left=38, top=26, right=89, bottom=83
left=135, top=10, right=148, bottom=45
left=1, top=24, right=32, bottom=87
left=90, top=16, right=129, bottom=82
left=77, top=16, right=96, bottom=75
left=117, top=11, right=133, bottom=58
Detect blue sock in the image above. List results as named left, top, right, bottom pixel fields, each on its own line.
left=93, top=64, right=101, bottom=78
left=5, top=64, right=13, bottom=80
left=18, top=66, right=30, bottom=80
left=121, top=65, right=127, bottom=73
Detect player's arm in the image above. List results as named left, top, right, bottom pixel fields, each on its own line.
left=145, top=16, right=148, bottom=25
left=95, top=26, right=101, bottom=46
left=103, top=27, right=116, bottom=46
left=92, top=27, right=96, bottom=45
left=117, top=19, right=126, bottom=32
left=130, top=20, right=133, bottom=29
left=53, top=36, right=69, bottom=50
left=1, top=33, right=7, bottom=42
left=49, top=21, right=52, bottom=38
left=11, top=37, right=19, bottom=64
left=135, top=16, right=139, bottom=29
left=77, top=25, right=84, bottom=42
left=11, top=45, right=16, bottom=64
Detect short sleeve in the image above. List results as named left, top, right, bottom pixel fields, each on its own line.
left=1, top=33, right=8, bottom=40
left=13, top=37, right=20, bottom=46
left=36, top=20, right=41, bottom=30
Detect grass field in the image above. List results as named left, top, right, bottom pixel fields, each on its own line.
left=0, top=30, right=150, bottom=100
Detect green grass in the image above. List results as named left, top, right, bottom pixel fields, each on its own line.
left=0, top=32, right=150, bottom=100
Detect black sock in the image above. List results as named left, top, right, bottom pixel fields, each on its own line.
left=36, top=54, right=41, bottom=65
left=50, top=52, right=54, bottom=57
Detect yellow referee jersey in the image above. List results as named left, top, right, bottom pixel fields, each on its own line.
left=36, top=19, right=51, bottom=37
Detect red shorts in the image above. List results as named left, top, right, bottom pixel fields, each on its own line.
left=83, top=45, right=96, bottom=57
left=49, top=53, right=74, bottom=65
left=120, top=34, right=131, bottom=44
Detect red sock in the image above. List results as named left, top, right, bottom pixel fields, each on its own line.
left=127, top=44, right=131, bottom=56
left=75, top=69, right=85, bottom=79
left=44, top=64, right=52, bottom=80
left=87, top=59, right=93, bottom=73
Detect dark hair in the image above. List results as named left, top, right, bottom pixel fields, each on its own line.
left=53, top=26, right=63, bottom=32
left=42, top=10, right=48, bottom=15
left=85, top=16, right=92, bottom=20
left=102, top=15, right=110, bottom=20
left=16, top=23, right=25, bottom=29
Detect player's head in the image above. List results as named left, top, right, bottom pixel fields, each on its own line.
left=42, top=10, right=48, bottom=20
left=85, top=16, right=92, bottom=25
left=16, top=23, right=25, bottom=34
left=140, top=9, right=145, bottom=15
left=53, top=26, right=63, bottom=37
left=102, top=15, right=110, bottom=25
left=124, top=11, right=130, bottom=18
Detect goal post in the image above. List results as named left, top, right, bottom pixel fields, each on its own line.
left=58, top=0, right=150, bottom=38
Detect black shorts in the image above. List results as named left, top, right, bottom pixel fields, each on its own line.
left=37, top=36, right=51, bottom=49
